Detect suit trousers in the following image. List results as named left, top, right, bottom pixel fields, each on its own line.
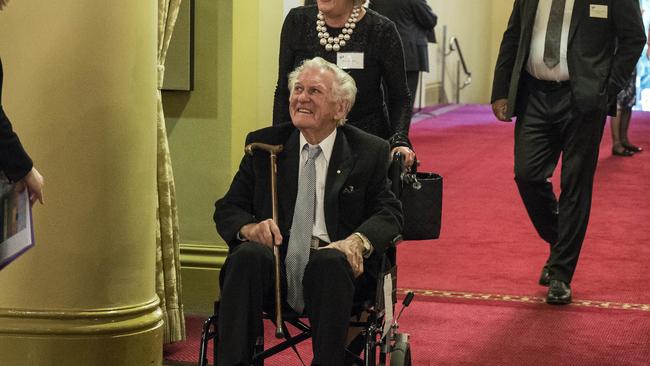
left=513, top=73, right=606, bottom=283
left=216, top=241, right=359, bottom=366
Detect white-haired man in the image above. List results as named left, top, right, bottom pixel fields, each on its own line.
left=214, top=57, right=403, bottom=365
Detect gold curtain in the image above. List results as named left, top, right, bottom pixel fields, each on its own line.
left=156, top=0, right=185, bottom=344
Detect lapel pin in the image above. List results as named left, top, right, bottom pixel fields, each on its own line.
left=337, top=170, right=341, bottom=174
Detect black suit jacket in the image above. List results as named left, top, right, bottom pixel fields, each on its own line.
left=214, top=123, right=403, bottom=277
left=491, top=0, right=646, bottom=118
left=370, top=0, right=437, bottom=72
left=0, top=58, right=33, bottom=182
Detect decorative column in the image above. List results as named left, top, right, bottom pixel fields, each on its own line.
left=0, top=1, right=162, bottom=365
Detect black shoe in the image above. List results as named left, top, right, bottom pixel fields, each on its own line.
left=546, top=280, right=572, bottom=305
left=538, top=266, right=550, bottom=287
left=622, top=142, right=643, bottom=153
left=612, top=145, right=635, bottom=157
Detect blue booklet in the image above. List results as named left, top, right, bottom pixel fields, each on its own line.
left=0, top=180, right=34, bottom=269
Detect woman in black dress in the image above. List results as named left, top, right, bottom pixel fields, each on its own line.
left=274, top=0, right=415, bottom=166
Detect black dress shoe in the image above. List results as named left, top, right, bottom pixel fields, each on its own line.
left=538, top=266, right=550, bottom=287
left=546, top=280, right=572, bottom=305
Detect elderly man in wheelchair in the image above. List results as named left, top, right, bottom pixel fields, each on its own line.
left=210, top=57, right=409, bottom=366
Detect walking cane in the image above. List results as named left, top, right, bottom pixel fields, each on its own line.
left=245, top=142, right=285, bottom=339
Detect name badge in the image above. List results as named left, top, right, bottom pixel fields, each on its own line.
left=337, top=52, right=364, bottom=70
left=589, top=4, right=608, bottom=19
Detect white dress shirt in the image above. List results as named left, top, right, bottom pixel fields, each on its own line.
left=299, top=129, right=337, bottom=243
left=526, top=0, right=575, bottom=81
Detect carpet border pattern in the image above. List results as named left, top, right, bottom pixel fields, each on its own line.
left=397, top=288, right=650, bottom=312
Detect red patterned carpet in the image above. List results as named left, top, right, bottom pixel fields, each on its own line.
left=165, top=105, right=650, bottom=365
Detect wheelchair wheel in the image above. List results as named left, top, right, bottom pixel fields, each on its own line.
left=389, top=340, right=411, bottom=366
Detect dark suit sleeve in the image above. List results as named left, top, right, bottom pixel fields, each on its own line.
left=213, top=133, right=259, bottom=247
left=355, top=140, right=403, bottom=256
left=0, top=60, right=33, bottom=182
left=410, top=0, right=437, bottom=30
left=491, top=0, right=522, bottom=103
left=273, top=9, right=298, bottom=126
left=379, top=21, right=413, bottom=149
left=607, top=0, right=646, bottom=97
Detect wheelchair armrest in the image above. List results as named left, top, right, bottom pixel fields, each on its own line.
left=389, top=234, right=403, bottom=248
left=390, top=153, right=405, bottom=198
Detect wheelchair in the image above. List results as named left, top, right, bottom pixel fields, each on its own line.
left=198, top=236, right=414, bottom=366
left=199, top=154, right=415, bottom=366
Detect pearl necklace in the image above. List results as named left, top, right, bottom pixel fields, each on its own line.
left=316, top=6, right=360, bottom=52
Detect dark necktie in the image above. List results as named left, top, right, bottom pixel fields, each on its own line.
left=285, top=145, right=321, bottom=313
left=543, top=0, right=566, bottom=68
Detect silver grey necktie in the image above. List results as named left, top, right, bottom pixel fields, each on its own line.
left=286, top=145, right=321, bottom=313
left=543, top=0, right=566, bottom=68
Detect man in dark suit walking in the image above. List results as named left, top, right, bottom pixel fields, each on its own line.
left=492, top=0, right=645, bottom=304
left=214, top=57, right=402, bottom=365
left=370, top=0, right=437, bottom=102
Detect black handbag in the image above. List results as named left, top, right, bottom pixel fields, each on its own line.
left=390, top=153, right=443, bottom=240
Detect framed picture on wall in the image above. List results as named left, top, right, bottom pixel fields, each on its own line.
left=163, top=0, right=195, bottom=91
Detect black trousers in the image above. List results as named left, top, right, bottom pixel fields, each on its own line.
left=216, top=242, right=363, bottom=366
left=514, top=73, right=606, bottom=283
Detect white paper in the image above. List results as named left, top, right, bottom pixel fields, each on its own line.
left=589, top=5, right=608, bottom=19
left=382, top=272, right=394, bottom=338
left=0, top=181, right=34, bottom=269
left=337, top=52, right=364, bottom=70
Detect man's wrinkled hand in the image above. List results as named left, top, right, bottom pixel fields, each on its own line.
left=320, top=235, right=364, bottom=277
left=492, top=98, right=512, bottom=122
left=239, top=219, right=282, bottom=248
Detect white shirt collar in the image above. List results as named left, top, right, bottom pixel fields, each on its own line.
left=299, top=128, right=337, bottom=164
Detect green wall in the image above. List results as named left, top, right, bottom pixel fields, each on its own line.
left=163, top=0, right=283, bottom=314
left=424, top=0, right=512, bottom=103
